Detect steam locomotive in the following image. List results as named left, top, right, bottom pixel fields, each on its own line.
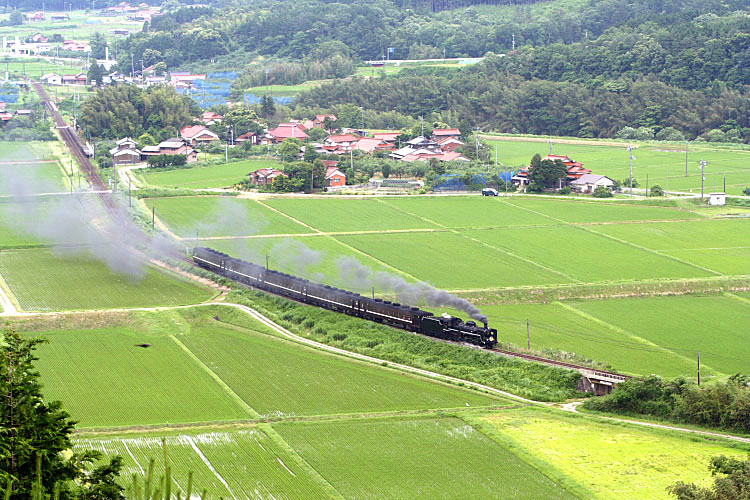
left=192, top=246, right=498, bottom=348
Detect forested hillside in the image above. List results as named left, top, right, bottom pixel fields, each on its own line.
left=105, top=0, right=750, bottom=141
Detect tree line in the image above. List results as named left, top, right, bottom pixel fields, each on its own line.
left=294, top=58, right=750, bottom=142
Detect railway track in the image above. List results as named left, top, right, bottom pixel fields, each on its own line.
left=31, top=79, right=633, bottom=388
left=489, top=347, right=631, bottom=386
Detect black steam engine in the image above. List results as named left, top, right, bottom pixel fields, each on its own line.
left=193, top=247, right=498, bottom=348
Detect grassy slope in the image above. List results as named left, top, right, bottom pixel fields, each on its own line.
left=0, top=248, right=213, bottom=311
left=276, top=416, right=578, bottom=500
left=139, top=159, right=283, bottom=189
left=477, top=407, right=750, bottom=500
left=177, top=307, right=502, bottom=417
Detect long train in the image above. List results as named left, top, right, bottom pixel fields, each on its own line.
left=193, top=247, right=498, bottom=348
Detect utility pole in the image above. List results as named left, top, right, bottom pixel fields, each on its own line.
left=685, top=140, right=688, bottom=177
left=627, top=145, right=635, bottom=195
left=700, top=159, right=707, bottom=199
left=151, top=206, right=154, bottom=229
left=495, top=143, right=498, bottom=168
left=548, top=139, right=552, bottom=155
left=265, top=254, right=269, bottom=270
left=723, top=173, right=726, bottom=193
left=527, top=319, right=530, bottom=351
left=511, top=33, right=515, bottom=51
left=697, top=350, right=701, bottom=386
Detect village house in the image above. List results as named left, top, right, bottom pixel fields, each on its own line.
left=30, top=33, right=48, bottom=43
left=570, top=174, right=615, bottom=193
left=201, top=111, right=223, bottom=126
left=264, top=123, right=309, bottom=144
left=323, top=134, right=359, bottom=154
left=169, top=72, right=206, bottom=89
left=432, top=128, right=462, bottom=141
left=61, top=73, right=87, bottom=85
left=248, top=167, right=287, bottom=187
left=180, top=125, right=220, bottom=147
left=325, top=166, right=346, bottom=187
left=110, top=28, right=131, bottom=36
left=235, top=131, right=258, bottom=145
left=15, top=109, right=31, bottom=116
left=109, top=137, right=143, bottom=166
left=26, top=12, right=45, bottom=22
left=373, top=132, right=400, bottom=146
left=62, top=40, right=90, bottom=52
left=513, top=154, right=592, bottom=188
left=0, top=111, right=13, bottom=124
left=50, top=13, right=70, bottom=21
left=312, top=114, right=337, bottom=129
left=141, top=138, right=198, bottom=162
left=436, top=136, right=465, bottom=152
left=41, top=73, right=62, bottom=86
left=353, top=137, right=392, bottom=154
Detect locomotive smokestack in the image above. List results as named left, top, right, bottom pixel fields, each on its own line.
left=482, top=319, right=488, bottom=329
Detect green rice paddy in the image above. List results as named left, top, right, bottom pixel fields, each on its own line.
left=138, top=159, right=283, bottom=189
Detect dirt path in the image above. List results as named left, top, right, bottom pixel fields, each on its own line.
left=480, top=135, right=638, bottom=148
left=559, top=401, right=750, bottom=444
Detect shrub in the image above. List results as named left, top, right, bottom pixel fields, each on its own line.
left=742, top=186, right=750, bottom=196
left=558, top=186, right=572, bottom=195
left=650, top=185, right=664, bottom=196
left=655, top=127, right=685, bottom=142
left=592, top=186, right=613, bottom=198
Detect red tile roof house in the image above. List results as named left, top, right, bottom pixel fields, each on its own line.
left=265, top=123, right=309, bottom=144
left=180, top=125, right=220, bottom=147
left=432, top=128, right=462, bottom=140
left=248, top=167, right=287, bottom=187
left=235, top=132, right=258, bottom=145
left=325, top=166, right=346, bottom=187
left=323, top=134, right=359, bottom=153
left=437, top=137, right=465, bottom=152
left=109, top=137, right=143, bottom=165
left=513, top=154, right=591, bottom=187
left=201, top=111, right=223, bottom=126
left=353, top=137, right=392, bottom=154
left=313, top=114, right=337, bottom=128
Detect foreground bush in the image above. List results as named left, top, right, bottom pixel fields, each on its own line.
left=231, top=289, right=583, bottom=402
left=669, top=455, right=750, bottom=500
left=583, top=375, right=750, bottom=433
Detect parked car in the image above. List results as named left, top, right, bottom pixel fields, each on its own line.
left=482, top=188, right=499, bottom=196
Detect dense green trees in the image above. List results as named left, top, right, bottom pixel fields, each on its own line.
left=527, top=154, right=567, bottom=191
left=583, top=375, right=750, bottom=433
left=669, top=455, right=750, bottom=500
left=79, top=85, right=199, bottom=139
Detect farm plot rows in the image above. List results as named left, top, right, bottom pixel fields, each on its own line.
left=25, top=306, right=503, bottom=427
left=138, top=159, right=284, bottom=189
left=75, top=429, right=330, bottom=500
left=144, top=197, right=313, bottom=238
left=479, top=407, right=750, bottom=500
left=0, top=142, right=67, bottom=196
left=0, top=248, right=214, bottom=311
left=275, top=416, right=577, bottom=500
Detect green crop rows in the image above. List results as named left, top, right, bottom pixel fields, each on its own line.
left=0, top=248, right=214, bottom=311
left=146, top=191, right=750, bottom=378
left=275, top=416, right=577, bottom=500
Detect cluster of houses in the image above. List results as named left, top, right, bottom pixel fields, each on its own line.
left=247, top=164, right=347, bottom=189
left=0, top=103, right=32, bottom=126
left=512, top=154, right=615, bottom=193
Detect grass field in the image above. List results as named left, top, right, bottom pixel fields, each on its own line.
left=144, top=197, right=313, bottom=238
left=478, top=407, right=750, bottom=500
left=138, top=159, right=283, bottom=189
left=485, top=137, right=750, bottom=195
left=75, top=429, right=332, bottom=499
left=23, top=306, right=504, bottom=426
left=0, top=141, right=66, bottom=196
left=0, top=10, right=141, bottom=42
left=0, top=248, right=213, bottom=311
left=275, top=416, right=577, bottom=500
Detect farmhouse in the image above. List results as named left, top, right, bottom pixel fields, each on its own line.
left=248, top=167, right=287, bottom=187
left=433, top=128, right=462, bottom=140
left=142, top=138, right=198, bottom=162
left=50, top=13, right=70, bottom=21
left=325, top=166, right=346, bottom=187
left=201, top=111, right=223, bottom=126
left=109, top=137, right=143, bottom=166
left=26, top=12, right=45, bottom=21
left=264, top=123, right=309, bottom=144
left=41, top=73, right=62, bottom=85
left=323, top=134, right=359, bottom=154
left=513, top=154, right=593, bottom=187
left=235, top=131, right=258, bottom=145
left=313, top=114, right=337, bottom=128
left=62, top=40, right=91, bottom=52
left=180, top=125, right=220, bottom=147
left=354, top=137, right=392, bottom=153
left=570, top=174, right=615, bottom=193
